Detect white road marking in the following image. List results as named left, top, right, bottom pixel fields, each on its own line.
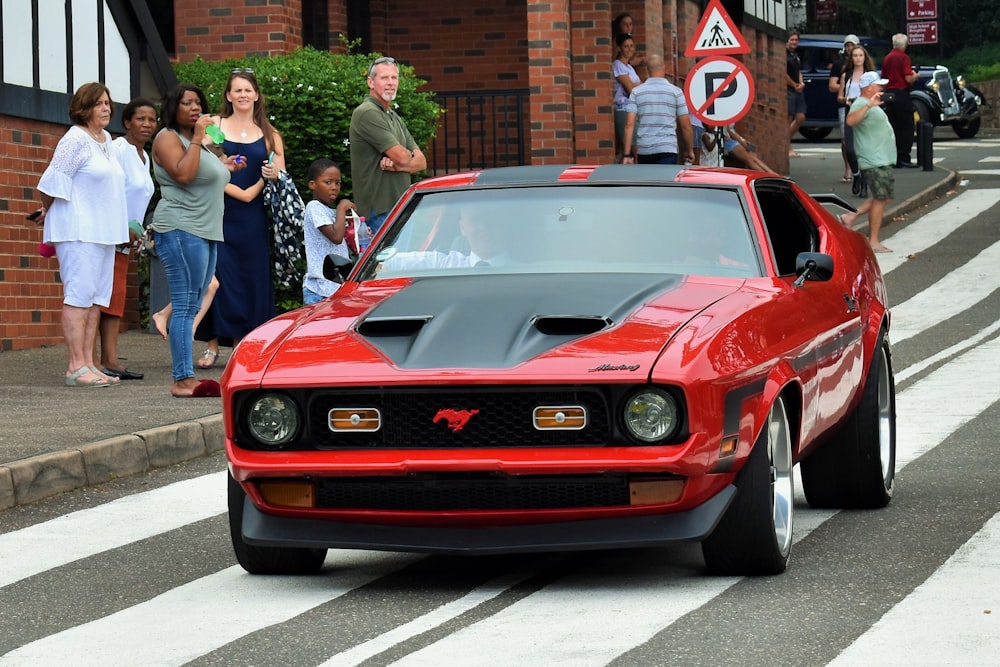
left=887, top=240, right=1000, bottom=344
left=0, top=553, right=419, bottom=666
left=0, top=471, right=226, bottom=588
left=830, top=512, right=1000, bottom=666
left=877, top=188, right=999, bottom=274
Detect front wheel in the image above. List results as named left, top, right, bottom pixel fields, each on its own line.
left=952, top=115, right=981, bottom=139
left=702, top=395, right=794, bottom=576
left=228, top=474, right=328, bottom=575
left=801, top=334, right=896, bottom=508
left=912, top=99, right=932, bottom=136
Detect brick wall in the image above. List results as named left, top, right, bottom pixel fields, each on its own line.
left=173, top=0, right=304, bottom=61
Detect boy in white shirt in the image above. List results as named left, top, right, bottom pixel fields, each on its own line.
left=302, top=159, right=356, bottom=305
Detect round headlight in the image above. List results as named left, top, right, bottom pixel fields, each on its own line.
left=623, top=389, right=679, bottom=442
left=246, top=393, right=300, bottom=448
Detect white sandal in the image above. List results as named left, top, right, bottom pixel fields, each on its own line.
left=197, top=349, right=219, bottom=369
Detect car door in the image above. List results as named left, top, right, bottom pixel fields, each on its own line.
left=750, top=180, right=864, bottom=445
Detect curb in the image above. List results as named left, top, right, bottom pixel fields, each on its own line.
left=0, top=415, right=224, bottom=510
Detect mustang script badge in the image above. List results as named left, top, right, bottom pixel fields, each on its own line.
left=433, top=408, right=480, bottom=432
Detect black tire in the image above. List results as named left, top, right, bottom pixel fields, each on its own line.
left=798, top=126, right=832, bottom=141
left=702, top=396, right=794, bottom=576
left=952, top=115, right=981, bottom=139
left=800, top=335, right=896, bottom=509
left=228, top=474, right=328, bottom=575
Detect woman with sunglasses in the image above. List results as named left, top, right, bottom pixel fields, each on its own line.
left=194, top=68, right=286, bottom=369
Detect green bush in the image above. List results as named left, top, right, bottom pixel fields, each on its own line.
left=173, top=45, right=442, bottom=201
left=939, top=42, right=1000, bottom=82
left=172, top=45, right=443, bottom=311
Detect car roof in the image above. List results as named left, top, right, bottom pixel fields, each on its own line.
left=412, top=164, right=762, bottom=192
left=798, top=34, right=889, bottom=48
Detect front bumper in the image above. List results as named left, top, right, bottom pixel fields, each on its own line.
left=238, top=484, right=736, bottom=555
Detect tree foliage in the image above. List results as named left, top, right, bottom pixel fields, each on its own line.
left=172, top=45, right=443, bottom=203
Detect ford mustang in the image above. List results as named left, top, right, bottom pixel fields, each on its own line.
left=223, top=164, right=896, bottom=576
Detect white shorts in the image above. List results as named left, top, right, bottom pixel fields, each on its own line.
left=55, top=241, right=115, bottom=308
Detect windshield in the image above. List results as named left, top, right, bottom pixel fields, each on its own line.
left=358, top=185, right=761, bottom=280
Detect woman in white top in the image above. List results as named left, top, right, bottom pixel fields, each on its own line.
left=613, top=32, right=642, bottom=159
left=98, top=98, right=158, bottom=380
left=33, top=82, right=129, bottom=388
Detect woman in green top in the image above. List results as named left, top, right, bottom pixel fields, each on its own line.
left=151, top=84, right=245, bottom=397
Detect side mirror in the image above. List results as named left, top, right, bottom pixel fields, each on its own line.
left=793, top=252, right=834, bottom=287
left=323, top=253, right=356, bottom=284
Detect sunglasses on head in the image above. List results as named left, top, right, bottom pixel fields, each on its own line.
left=231, top=67, right=255, bottom=75
left=368, top=57, right=396, bottom=78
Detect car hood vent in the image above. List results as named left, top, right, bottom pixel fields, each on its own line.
left=355, top=273, right=679, bottom=369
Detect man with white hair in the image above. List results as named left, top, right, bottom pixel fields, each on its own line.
left=880, top=33, right=920, bottom=167
left=840, top=72, right=896, bottom=253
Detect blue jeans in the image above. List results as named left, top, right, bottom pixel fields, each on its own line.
left=366, top=211, right=390, bottom=234
left=638, top=152, right=678, bottom=165
left=156, top=229, right=217, bottom=381
left=302, top=286, right=324, bottom=305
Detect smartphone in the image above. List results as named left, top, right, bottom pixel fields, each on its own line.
left=27, top=210, right=42, bottom=221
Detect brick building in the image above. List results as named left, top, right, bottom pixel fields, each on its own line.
left=1, top=0, right=789, bottom=352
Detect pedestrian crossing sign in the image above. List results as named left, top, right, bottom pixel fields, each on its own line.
left=684, top=0, right=751, bottom=58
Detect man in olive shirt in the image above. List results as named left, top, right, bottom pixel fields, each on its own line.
left=349, top=56, right=428, bottom=233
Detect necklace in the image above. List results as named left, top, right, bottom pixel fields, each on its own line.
left=86, top=128, right=110, bottom=158
left=240, top=127, right=248, bottom=139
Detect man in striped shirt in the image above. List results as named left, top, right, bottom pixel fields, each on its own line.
left=622, top=53, right=694, bottom=165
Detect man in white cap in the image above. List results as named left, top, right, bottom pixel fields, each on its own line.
left=840, top=71, right=895, bottom=253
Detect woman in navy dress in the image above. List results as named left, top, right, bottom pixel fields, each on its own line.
left=197, top=69, right=285, bottom=367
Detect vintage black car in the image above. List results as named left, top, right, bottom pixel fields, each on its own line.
left=796, top=34, right=984, bottom=140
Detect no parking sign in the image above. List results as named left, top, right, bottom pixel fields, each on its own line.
left=683, top=56, right=755, bottom=127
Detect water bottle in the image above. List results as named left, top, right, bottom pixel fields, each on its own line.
left=356, top=217, right=371, bottom=254
left=204, top=123, right=225, bottom=144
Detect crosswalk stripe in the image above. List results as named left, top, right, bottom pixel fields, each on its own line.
left=830, top=512, right=1000, bottom=665
left=0, top=471, right=226, bottom=588
left=877, top=188, right=999, bottom=274
left=888, top=240, right=1000, bottom=343
left=319, top=571, right=535, bottom=666
left=0, top=553, right=419, bottom=666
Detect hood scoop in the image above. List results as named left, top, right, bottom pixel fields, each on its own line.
left=355, top=273, right=679, bottom=369
left=532, top=315, right=612, bottom=336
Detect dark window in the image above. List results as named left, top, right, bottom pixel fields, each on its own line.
left=346, top=0, right=371, bottom=54
left=754, top=183, right=819, bottom=276
left=146, top=0, right=175, bottom=55
left=302, top=0, right=330, bottom=51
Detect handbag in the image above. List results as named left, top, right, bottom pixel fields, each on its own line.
left=263, top=170, right=305, bottom=290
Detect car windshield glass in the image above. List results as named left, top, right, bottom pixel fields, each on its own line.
left=358, top=185, right=760, bottom=280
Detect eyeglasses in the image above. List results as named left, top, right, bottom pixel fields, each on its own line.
left=368, top=57, right=396, bottom=78
left=231, top=68, right=255, bottom=75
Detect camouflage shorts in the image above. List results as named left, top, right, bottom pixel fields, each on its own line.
left=861, top=165, right=895, bottom=201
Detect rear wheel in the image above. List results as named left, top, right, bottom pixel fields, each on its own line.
left=702, top=396, right=794, bottom=576
left=798, top=126, right=832, bottom=141
left=801, top=334, right=896, bottom=508
left=228, top=474, right=328, bottom=575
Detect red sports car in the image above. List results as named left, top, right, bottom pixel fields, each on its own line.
left=223, top=164, right=896, bottom=576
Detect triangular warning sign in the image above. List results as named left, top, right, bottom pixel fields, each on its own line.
left=684, top=0, right=750, bottom=58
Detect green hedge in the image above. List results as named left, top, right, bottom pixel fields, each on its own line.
left=171, top=46, right=443, bottom=311
left=172, top=45, right=443, bottom=202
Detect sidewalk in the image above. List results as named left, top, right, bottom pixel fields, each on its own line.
left=0, top=157, right=957, bottom=510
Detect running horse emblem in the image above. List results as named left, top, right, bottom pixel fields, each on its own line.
left=433, top=408, right=480, bottom=432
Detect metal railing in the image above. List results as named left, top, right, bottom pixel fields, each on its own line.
left=428, top=89, right=529, bottom=174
